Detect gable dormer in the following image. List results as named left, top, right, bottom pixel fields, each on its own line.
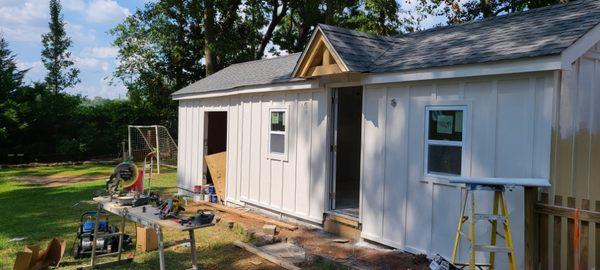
left=292, top=26, right=350, bottom=78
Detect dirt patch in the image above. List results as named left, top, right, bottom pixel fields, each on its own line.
left=187, top=203, right=429, bottom=270
left=17, top=174, right=106, bottom=187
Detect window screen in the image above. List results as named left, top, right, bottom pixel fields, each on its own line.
left=426, top=107, right=465, bottom=176
left=269, top=110, right=286, bottom=155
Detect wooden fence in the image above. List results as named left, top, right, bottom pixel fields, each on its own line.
left=535, top=193, right=600, bottom=269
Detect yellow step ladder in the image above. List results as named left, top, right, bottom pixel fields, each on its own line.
left=451, top=184, right=516, bottom=270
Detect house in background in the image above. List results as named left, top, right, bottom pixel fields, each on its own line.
left=172, top=1, right=600, bottom=268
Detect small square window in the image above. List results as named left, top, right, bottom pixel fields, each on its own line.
left=269, top=109, right=287, bottom=157
left=425, top=107, right=466, bottom=176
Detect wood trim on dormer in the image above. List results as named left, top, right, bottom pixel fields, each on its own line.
left=293, top=29, right=349, bottom=78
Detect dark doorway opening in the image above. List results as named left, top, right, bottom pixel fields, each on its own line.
left=332, top=86, right=362, bottom=217
left=204, top=111, right=227, bottom=184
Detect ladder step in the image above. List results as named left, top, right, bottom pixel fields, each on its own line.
left=474, top=245, right=512, bottom=253
left=473, top=213, right=505, bottom=222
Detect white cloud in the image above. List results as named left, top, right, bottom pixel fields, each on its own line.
left=65, top=22, right=97, bottom=44
left=75, top=56, right=109, bottom=71
left=70, top=77, right=126, bottom=99
left=0, top=1, right=48, bottom=42
left=85, top=0, right=130, bottom=24
left=16, top=60, right=45, bottom=83
left=62, top=0, right=87, bottom=11
left=82, top=46, right=119, bottom=58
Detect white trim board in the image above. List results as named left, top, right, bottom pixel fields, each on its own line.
left=172, top=80, right=320, bottom=100
left=362, top=56, right=561, bottom=85
left=561, top=23, right=600, bottom=70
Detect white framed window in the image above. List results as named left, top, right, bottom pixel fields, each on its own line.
left=268, top=108, right=288, bottom=160
left=424, top=105, right=467, bottom=176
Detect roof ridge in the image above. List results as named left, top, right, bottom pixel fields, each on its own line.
left=229, top=52, right=302, bottom=67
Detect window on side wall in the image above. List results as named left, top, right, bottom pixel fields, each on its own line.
left=425, top=106, right=466, bottom=176
left=268, top=108, right=287, bottom=159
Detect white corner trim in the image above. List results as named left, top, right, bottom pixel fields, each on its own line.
left=362, top=56, right=561, bottom=85
left=172, top=80, right=320, bottom=100
left=561, top=23, right=600, bottom=70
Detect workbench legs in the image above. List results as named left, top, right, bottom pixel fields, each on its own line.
left=189, top=230, right=198, bottom=270
left=156, top=227, right=199, bottom=270
left=157, top=227, right=166, bottom=270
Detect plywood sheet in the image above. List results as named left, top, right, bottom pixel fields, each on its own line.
left=206, top=151, right=227, bottom=202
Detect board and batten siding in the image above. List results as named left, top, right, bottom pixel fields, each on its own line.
left=177, top=89, right=329, bottom=223
left=536, top=42, right=600, bottom=270
left=361, top=72, right=555, bottom=269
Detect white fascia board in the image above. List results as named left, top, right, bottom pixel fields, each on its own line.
left=362, top=56, right=562, bottom=85
left=561, top=23, right=600, bottom=70
left=172, top=80, right=320, bottom=100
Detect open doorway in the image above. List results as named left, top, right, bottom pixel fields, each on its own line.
left=331, top=86, right=362, bottom=218
left=203, top=112, right=227, bottom=201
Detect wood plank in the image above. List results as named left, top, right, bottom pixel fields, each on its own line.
left=233, top=241, right=301, bottom=270
left=536, top=203, right=600, bottom=223
left=524, top=187, right=538, bottom=270
left=205, top=151, right=227, bottom=203
left=554, top=196, right=563, bottom=270
left=596, top=201, right=600, bottom=269
left=568, top=197, right=575, bottom=270
left=581, top=199, right=590, bottom=270
left=540, top=193, right=549, bottom=270
left=195, top=201, right=298, bottom=231
left=307, top=64, right=342, bottom=77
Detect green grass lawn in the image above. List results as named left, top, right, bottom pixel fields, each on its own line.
left=0, top=164, right=271, bottom=269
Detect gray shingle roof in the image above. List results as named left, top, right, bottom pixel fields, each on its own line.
left=172, top=53, right=303, bottom=97
left=174, top=0, right=600, bottom=97
left=321, top=0, right=600, bottom=73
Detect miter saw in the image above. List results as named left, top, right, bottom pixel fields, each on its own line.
left=102, top=158, right=152, bottom=206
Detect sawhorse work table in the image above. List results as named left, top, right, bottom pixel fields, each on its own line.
left=77, top=196, right=214, bottom=270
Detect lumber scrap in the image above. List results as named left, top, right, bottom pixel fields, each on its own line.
left=233, top=241, right=301, bottom=270
left=204, top=152, right=227, bottom=202
left=196, top=201, right=298, bottom=231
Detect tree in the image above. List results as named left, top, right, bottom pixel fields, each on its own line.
left=256, top=0, right=289, bottom=59
left=272, top=0, right=411, bottom=53
left=203, top=0, right=217, bottom=75
left=418, top=0, right=572, bottom=24
left=41, top=0, right=79, bottom=93
left=0, top=34, right=27, bottom=142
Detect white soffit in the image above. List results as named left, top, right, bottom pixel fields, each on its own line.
left=172, top=80, right=320, bottom=100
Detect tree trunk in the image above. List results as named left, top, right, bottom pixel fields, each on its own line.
left=480, top=0, right=493, bottom=18
left=204, top=0, right=216, bottom=76
left=324, top=0, right=335, bottom=24
left=256, top=0, right=288, bottom=59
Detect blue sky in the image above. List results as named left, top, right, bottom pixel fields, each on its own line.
left=1, top=0, right=446, bottom=100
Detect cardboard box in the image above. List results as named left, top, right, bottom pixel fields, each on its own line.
left=136, top=226, right=158, bottom=252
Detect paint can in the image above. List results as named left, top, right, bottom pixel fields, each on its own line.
left=208, top=185, right=216, bottom=194
left=193, top=185, right=202, bottom=193
left=203, top=194, right=210, bottom=202
left=193, top=194, right=202, bottom=202
left=210, top=194, right=218, bottom=203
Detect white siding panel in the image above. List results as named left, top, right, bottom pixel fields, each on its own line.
left=361, top=87, right=386, bottom=239
left=382, top=86, right=410, bottom=247
left=226, top=96, right=240, bottom=201
left=283, top=93, right=299, bottom=212
left=295, top=93, right=312, bottom=216
left=309, top=90, right=327, bottom=221
left=177, top=89, right=328, bottom=223
left=361, top=73, right=553, bottom=268
left=259, top=99, right=271, bottom=205
left=240, top=97, right=252, bottom=199
left=249, top=97, right=262, bottom=202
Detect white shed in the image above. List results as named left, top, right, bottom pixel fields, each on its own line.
left=172, top=1, right=600, bottom=268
